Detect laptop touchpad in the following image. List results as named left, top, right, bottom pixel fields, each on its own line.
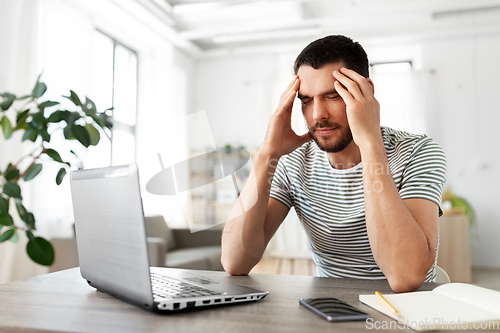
left=184, top=277, right=219, bottom=285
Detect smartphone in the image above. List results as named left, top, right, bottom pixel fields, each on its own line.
left=299, top=297, right=369, bottom=322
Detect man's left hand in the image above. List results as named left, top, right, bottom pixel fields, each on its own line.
left=333, top=67, right=381, bottom=149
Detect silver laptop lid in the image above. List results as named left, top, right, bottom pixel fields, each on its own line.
left=70, top=164, right=154, bottom=310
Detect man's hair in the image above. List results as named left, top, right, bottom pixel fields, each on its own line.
left=293, top=35, right=369, bottom=77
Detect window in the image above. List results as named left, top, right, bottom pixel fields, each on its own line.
left=87, top=30, right=138, bottom=167
left=370, top=61, right=422, bottom=133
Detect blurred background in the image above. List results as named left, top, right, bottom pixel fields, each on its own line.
left=1, top=0, right=499, bottom=285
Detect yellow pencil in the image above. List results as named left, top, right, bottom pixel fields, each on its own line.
left=375, top=291, right=399, bottom=315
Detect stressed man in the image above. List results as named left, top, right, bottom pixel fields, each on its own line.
left=221, top=35, right=446, bottom=292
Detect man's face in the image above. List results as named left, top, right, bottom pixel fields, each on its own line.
left=297, top=62, right=353, bottom=153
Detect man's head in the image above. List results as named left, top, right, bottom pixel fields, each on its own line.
left=294, top=35, right=369, bottom=77
left=294, top=35, right=370, bottom=154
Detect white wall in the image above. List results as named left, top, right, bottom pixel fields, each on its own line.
left=194, top=33, right=500, bottom=268
left=194, top=54, right=283, bottom=150
left=420, top=34, right=500, bottom=268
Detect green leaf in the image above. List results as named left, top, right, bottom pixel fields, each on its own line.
left=32, top=73, right=47, bottom=99
left=64, top=90, right=82, bottom=107
left=32, top=81, right=47, bottom=99
left=0, top=228, right=15, bottom=242
left=13, top=199, right=35, bottom=230
left=63, top=125, right=75, bottom=140
left=3, top=183, right=22, bottom=198
left=1, top=115, right=13, bottom=139
left=22, top=127, right=39, bottom=142
left=40, top=127, right=50, bottom=142
left=85, top=123, right=100, bottom=146
left=0, top=93, right=16, bottom=110
left=38, top=100, right=59, bottom=109
left=83, top=97, right=97, bottom=114
left=16, top=202, right=35, bottom=228
left=56, top=167, right=67, bottom=185
left=63, top=110, right=80, bottom=124
left=89, top=113, right=104, bottom=128
left=31, top=111, right=45, bottom=128
left=47, top=110, right=65, bottom=123
left=45, top=148, right=62, bottom=162
left=16, top=109, right=30, bottom=128
left=27, top=237, right=55, bottom=266
left=9, top=228, right=19, bottom=243
left=26, top=230, right=35, bottom=241
left=14, top=198, right=27, bottom=217
left=73, top=124, right=90, bottom=147
left=0, top=197, right=9, bottom=214
left=0, top=214, right=13, bottom=227
left=45, top=148, right=65, bottom=164
left=103, top=116, right=113, bottom=129
left=26, top=213, right=35, bottom=228
left=4, top=167, right=19, bottom=181
left=23, top=164, right=43, bottom=181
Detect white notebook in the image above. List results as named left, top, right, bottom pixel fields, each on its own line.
left=359, top=283, right=500, bottom=331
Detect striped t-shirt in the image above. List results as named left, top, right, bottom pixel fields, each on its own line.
left=269, top=126, right=447, bottom=281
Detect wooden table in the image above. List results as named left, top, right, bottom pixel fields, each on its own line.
left=0, top=268, right=439, bottom=333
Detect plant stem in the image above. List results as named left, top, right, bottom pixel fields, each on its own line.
left=15, top=146, right=47, bottom=182
left=12, top=145, right=43, bottom=169
left=18, top=97, right=35, bottom=111
left=10, top=224, right=30, bottom=232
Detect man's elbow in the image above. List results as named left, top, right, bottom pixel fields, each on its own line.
left=221, top=254, right=251, bottom=276
left=387, top=271, right=427, bottom=293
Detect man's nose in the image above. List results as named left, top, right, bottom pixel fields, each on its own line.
left=312, top=100, right=329, bottom=122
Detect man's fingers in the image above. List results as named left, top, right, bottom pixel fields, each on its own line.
left=339, top=67, right=373, bottom=97
left=278, top=78, right=299, bottom=113
left=334, top=80, right=355, bottom=105
left=284, top=86, right=298, bottom=110
left=281, top=75, right=299, bottom=97
left=333, top=70, right=363, bottom=100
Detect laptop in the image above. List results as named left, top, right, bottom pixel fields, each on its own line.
left=70, top=164, right=268, bottom=312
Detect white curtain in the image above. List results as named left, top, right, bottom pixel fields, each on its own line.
left=0, top=0, right=48, bottom=284
left=0, top=0, right=193, bottom=283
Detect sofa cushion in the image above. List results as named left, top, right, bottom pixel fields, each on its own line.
left=145, top=215, right=177, bottom=251
left=165, top=246, right=223, bottom=271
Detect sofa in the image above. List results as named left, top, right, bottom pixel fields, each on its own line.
left=144, top=215, right=224, bottom=271
left=49, top=215, right=224, bottom=273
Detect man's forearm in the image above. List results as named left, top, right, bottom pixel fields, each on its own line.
left=221, top=150, right=278, bottom=275
left=361, top=140, right=434, bottom=292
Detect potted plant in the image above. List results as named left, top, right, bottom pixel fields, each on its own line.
left=442, top=187, right=477, bottom=232
left=0, top=74, right=112, bottom=266
left=223, top=144, right=232, bottom=154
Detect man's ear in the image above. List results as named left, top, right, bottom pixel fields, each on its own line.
left=366, top=78, right=375, bottom=95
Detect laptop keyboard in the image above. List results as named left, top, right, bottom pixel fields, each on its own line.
left=151, top=273, right=223, bottom=300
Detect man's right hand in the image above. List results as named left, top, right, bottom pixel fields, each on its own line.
left=261, top=76, right=312, bottom=159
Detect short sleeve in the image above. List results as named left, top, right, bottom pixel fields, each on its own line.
left=398, top=137, right=447, bottom=216
left=269, top=156, right=294, bottom=209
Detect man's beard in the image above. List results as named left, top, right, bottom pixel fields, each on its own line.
left=308, top=121, right=353, bottom=153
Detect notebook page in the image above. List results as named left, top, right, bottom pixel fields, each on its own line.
left=432, top=283, right=500, bottom=315
left=360, top=291, right=500, bottom=331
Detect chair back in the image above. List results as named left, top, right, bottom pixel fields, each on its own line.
left=435, top=265, right=451, bottom=283
left=144, top=215, right=177, bottom=251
